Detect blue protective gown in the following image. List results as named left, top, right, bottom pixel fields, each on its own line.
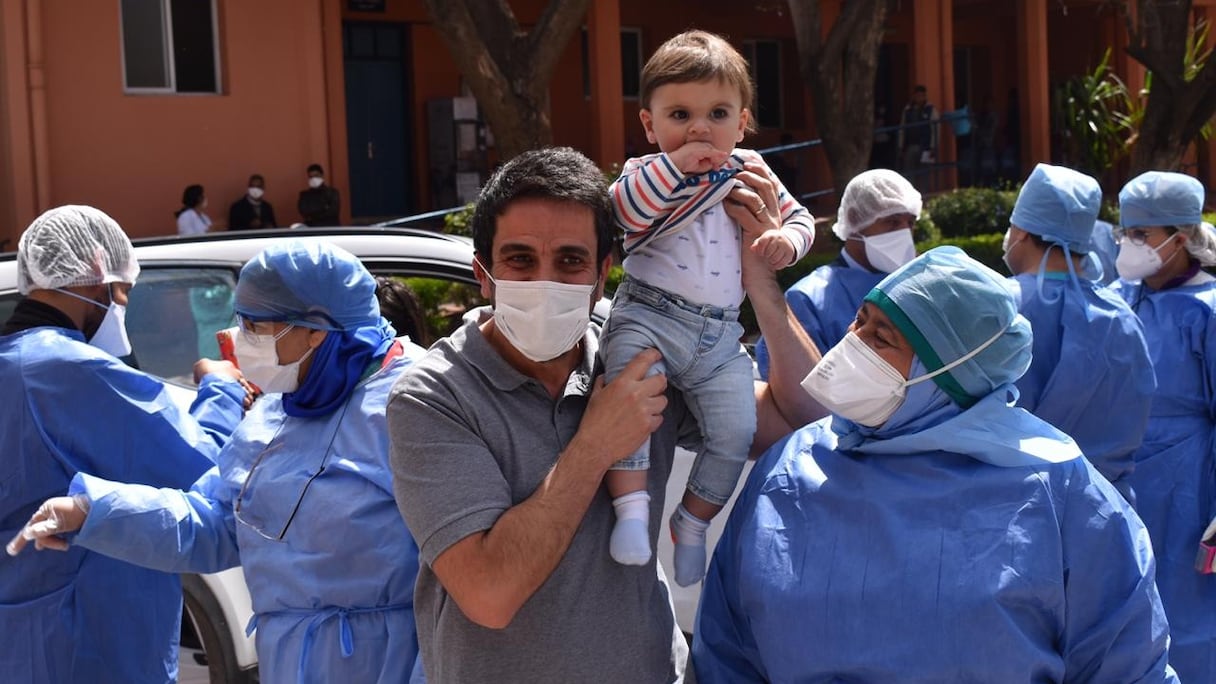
left=0, top=326, right=245, bottom=684
left=694, top=391, right=1176, bottom=683
left=1009, top=273, right=1156, bottom=500
left=755, top=252, right=884, bottom=379
left=1112, top=274, right=1216, bottom=683
left=70, top=346, right=424, bottom=684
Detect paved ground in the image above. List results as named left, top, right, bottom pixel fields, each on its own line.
left=178, top=648, right=211, bottom=684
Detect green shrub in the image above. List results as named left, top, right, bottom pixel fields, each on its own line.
left=442, top=203, right=475, bottom=237
left=924, top=187, right=1020, bottom=238
left=917, top=232, right=1008, bottom=275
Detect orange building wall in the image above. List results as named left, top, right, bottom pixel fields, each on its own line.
left=25, top=0, right=336, bottom=240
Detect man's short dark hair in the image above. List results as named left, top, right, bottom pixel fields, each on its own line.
left=307, top=163, right=324, bottom=176
left=913, top=85, right=927, bottom=94
left=471, top=147, right=613, bottom=271
left=249, top=174, right=264, bottom=185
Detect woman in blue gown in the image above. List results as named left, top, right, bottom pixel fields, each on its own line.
left=695, top=246, right=1176, bottom=682
left=10, top=240, right=426, bottom=683
left=1110, top=170, right=1216, bottom=684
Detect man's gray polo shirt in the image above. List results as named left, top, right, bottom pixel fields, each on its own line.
left=389, top=312, right=691, bottom=683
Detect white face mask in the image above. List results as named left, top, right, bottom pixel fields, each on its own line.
left=1116, top=235, right=1178, bottom=281
left=481, top=264, right=596, bottom=363
left=1001, top=229, right=1022, bottom=273
left=852, top=229, right=916, bottom=273
left=232, top=325, right=314, bottom=393
left=802, top=325, right=1006, bottom=427
left=57, top=287, right=133, bottom=358
left=308, top=177, right=324, bottom=189
left=248, top=187, right=264, bottom=200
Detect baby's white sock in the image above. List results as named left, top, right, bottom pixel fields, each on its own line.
left=610, top=491, right=652, bottom=565
left=669, top=504, right=711, bottom=587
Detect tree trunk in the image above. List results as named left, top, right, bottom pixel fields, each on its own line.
left=1126, top=0, right=1216, bottom=173
left=421, top=0, right=593, bottom=161
left=787, top=0, right=890, bottom=196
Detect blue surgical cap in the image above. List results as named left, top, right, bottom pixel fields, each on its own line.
left=1119, top=171, right=1205, bottom=228
left=864, top=246, right=1032, bottom=408
left=1009, top=163, right=1101, bottom=253
left=235, top=240, right=381, bottom=331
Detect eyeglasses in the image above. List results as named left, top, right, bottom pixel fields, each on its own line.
left=233, top=400, right=350, bottom=542
left=238, top=320, right=295, bottom=346
left=1113, top=227, right=1160, bottom=247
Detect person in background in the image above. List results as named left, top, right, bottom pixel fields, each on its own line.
left=228, top=174, right=278, bottom=231
left=1110, top=170, right=1216, bottom=683
left=603, top=29, right=816, bottom=587
left=298, top=163, right=341, bottom=226
left=897, top=85, right=938, bottom=191
left=755, top=169, right=921, bottom=379
left=9, top=240, right=427, bottom=684
left=176, top=184, right=212, bottom=236
left=375, top=276, right=431, bottom=348
left=387, top=146, right=820, bottom=683
left=1002, top=163, right=1155, bottom=501
left=695, top=246, right=1177, bottom=683
left=0, top=205, right=247, bottom=683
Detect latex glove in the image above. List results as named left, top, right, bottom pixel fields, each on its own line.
left=5, top=495, right=90, bottom=556
left=1196, top=515, right=1216, bottom=574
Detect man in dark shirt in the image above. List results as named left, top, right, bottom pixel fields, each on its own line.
left=897, top=85, right=938, bottom=191
left=228, top=174, right=278, bottom=231
left=297, top=163, right=341, bottom=226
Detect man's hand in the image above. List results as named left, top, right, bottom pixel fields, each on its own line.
left=6, top=496, right=90, bottom=556
left=571, top=349, right=668, bottom=471
left=667, top=142, right=730, bottom=176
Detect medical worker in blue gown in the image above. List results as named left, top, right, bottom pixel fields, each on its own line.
left=755, top=169, right=921, bottom=378
left=695, top=246, right=1177, bottom=683
left=0, top=205, right=247, bottom=684
left=1110, top=170, right=1216, bottom=684
left=1002, top=164, right=1155, bottom=501
left=9, top=240, right=426, bottom=684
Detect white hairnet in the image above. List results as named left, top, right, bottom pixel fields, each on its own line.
left=1177, top=222, right=1216, bottom=267
left=832, top=169, right=923, bottom=240
left=17, top=205, right=139, bottom=295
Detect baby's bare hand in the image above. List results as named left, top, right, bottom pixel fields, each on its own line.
left=668, top=142, right=729, bottom=176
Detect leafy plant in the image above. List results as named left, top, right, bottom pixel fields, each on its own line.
left=1053, top=48, right=1136, bottom=179
left=923, top=187, right=1020, bottom=238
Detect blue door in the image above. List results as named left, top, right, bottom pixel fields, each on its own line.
left=343, top=23, right=413, bottom=220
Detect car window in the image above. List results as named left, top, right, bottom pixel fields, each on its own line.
left=399, top=276, right=487, bottom=342
left=124, top=267, right=487, bottom=388
left=126, top=267, right=239, bottom=386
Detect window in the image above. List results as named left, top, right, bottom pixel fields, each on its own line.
left=620, top=28, right=642, bottom=99
left=742, top=40, right=782, bottom=129
left=581, top=27, right=644, bottom=99
left=120, top=0, right=221, bottom=94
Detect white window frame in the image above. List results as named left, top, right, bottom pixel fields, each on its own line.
left=743, top=39, right=783, bottom=129
left=119, top=0, right=222, bottom=95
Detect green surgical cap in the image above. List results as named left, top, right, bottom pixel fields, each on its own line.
left=864, top=246, right=1032, bottom=407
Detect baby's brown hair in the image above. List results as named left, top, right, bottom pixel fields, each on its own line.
left=640, top=30, right=756, bottom=133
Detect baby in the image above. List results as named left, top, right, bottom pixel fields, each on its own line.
left=603, top=30, right=815, bottom=586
